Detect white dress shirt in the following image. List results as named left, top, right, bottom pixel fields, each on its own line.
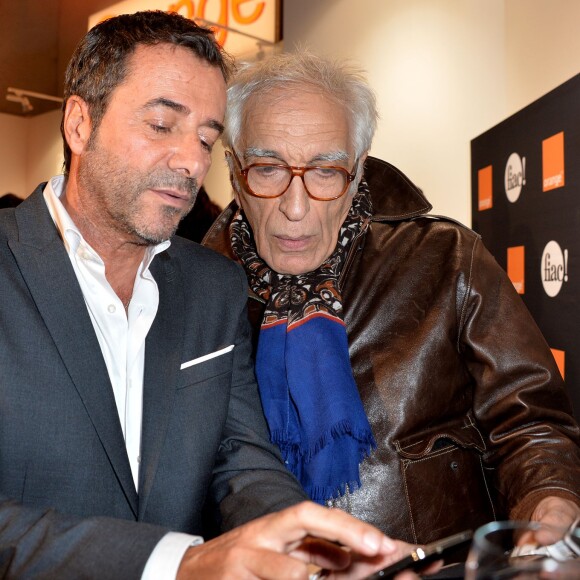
left=44, top=176, right=201, bottom=579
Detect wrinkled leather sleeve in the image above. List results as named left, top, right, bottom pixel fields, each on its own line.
left=459, top=236, right=580, bottom=518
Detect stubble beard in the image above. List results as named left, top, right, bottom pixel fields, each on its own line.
left=78, top=137, right=198, bottom=245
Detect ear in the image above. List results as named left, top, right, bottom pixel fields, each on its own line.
left=357, top=152, right=368, bottom=182
left=63, top=96, right=93, bottom=157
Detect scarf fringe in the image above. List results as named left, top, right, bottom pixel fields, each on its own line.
left=308, top=478, right=365, bottom=504
left=271, top=419, right=376, bottom=464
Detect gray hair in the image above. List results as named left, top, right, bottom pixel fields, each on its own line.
left=223, top=50, right=378, bottom=160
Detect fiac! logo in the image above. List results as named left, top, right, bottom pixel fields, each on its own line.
left=541, top=240, right=569, bottom=297
left=504, top=153, right=526, bottom=202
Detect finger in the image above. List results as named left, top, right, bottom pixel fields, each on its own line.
left=250, top=550, right=311, bottom=580
left=537, top=508, right=576, bottom=530
left=393, top=572, right=422, bottom=580
left=531, top=496, right=580, bottom=529
left=516, top=497, right=580, bottom=546
left=267, top=502, right=396, bottom=557
left=327, top=540, right=418, bottom=579
left=530, top=519, right=567, bottom=546
left=518, top=521, right=564, bottom=546
left=180, top=542, right=311, bottom=580
left=517, top=527, right=544, bottom=546
left=289, top=538, right=351, bottom=570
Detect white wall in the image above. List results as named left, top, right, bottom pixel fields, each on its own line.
left=505, top=0, right=580, bottom=113
left=0, top=113, right=28, bottom=198
left=284, top=0, right=580, bottom=225
left=204, top=140, right=232, bottom=208
left=0, top=110, right=62, bottom=199
left=26, top=110, right=63, bottom=193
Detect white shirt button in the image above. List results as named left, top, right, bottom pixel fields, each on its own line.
left=108, top=304, right=116, bottom=313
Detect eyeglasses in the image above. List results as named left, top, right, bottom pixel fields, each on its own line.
left=227, top=150, right=357, bottom=201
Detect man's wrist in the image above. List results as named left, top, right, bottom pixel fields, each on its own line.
left=141, top=532, right=204, bottom=580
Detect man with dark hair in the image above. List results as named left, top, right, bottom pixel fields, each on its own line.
left=0, top=12, right=410, bottom=579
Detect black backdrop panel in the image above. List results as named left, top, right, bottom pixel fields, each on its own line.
left=471, top=73, right=580, bottom=416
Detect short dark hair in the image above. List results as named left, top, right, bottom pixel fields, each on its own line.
left=61, top=10, right=232, bottom=174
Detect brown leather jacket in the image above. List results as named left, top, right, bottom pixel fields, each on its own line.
left=203, top=156, right=580, bottom=544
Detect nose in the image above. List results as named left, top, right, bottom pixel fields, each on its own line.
left=278, top=175, right=310, bottom=221
left=167, top=133, right=210, bottom=179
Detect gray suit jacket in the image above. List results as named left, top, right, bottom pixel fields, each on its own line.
left=0, top=185, right=306, bottom=578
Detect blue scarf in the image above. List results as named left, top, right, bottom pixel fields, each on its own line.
left=230, top=185, right=376, bottom=503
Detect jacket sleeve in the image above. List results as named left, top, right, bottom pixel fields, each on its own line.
left=207, top=264, right=309, bottom=532
left=459, top=236, right=580, bottom=519
left=0, top=495, right=168, bottom=579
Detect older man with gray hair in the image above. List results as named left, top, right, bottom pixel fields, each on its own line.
left=204, top=50, right=580, bottom=549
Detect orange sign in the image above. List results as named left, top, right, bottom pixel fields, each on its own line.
left=550, top=348, right=565, bottom=380
left=478, top=165, right=493, bottom=211
left=89, top=0, right=280, bottom=54
left=507, top=245, right=525, bottom=294
left=542, top=131, right=565, bottom=192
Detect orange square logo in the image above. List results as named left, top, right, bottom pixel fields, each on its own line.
left=507, top=246, right=525, bottom=294
left=542, top=131, right=565, bottom=191
left=550, top=348, right=565, bottom=380
left=478, top=165, right=493, bottom=210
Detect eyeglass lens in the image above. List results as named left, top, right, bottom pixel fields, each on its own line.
left=247, top=165, right=348, bottom=198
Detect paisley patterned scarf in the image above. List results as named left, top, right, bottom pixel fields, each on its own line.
left=230, top=182, right=376, bottom=503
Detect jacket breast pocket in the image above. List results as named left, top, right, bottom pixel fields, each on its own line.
left=177, top=349, right=234, bottom=390
left=395, top=418, right=497, bottom=544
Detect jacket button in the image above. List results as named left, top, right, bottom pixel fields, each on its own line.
left=450, top=461, right=459, bottom=470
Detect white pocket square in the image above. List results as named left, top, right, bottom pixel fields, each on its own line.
left=180, top=345, right=234, bottom=370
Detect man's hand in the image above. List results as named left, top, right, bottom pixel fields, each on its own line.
left=519, top=496, right=580, bottom=546
left=176, top=501, right=414, bottom=579
left=530, top=496, right=580, bottom=530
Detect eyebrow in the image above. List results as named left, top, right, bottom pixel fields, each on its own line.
left=311, top=151, right=350, bottom=163
left=143, top=97, right=225, bottom=134
left=244, top=148, right=280, bottom=161
left=244, top=148, right=350, bottom=164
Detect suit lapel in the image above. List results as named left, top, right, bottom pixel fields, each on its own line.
left=138, top=251, right=185, bottom=518
left=10, top=188, right=138, bottom=515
